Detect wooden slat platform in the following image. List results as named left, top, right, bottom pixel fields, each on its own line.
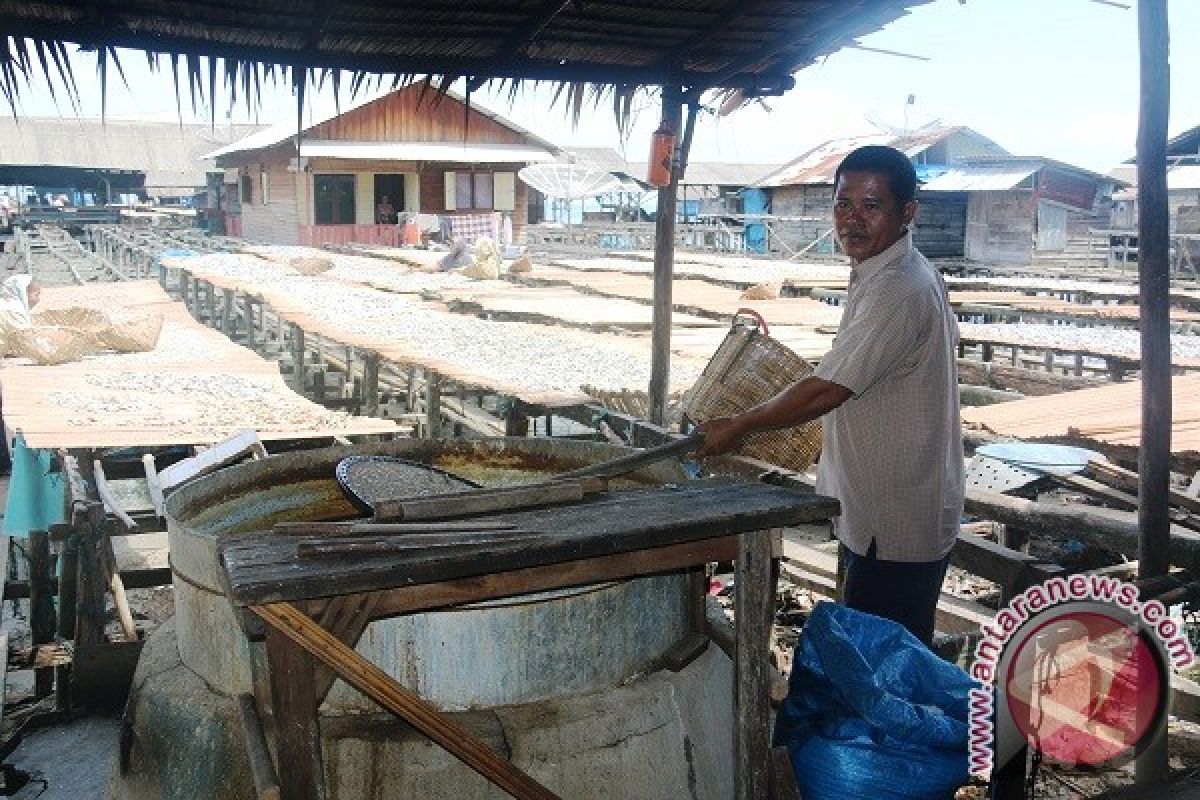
left=550, top=255, right=851, bottom=291
left=219, top=479, right=840, bottom=605
left=961, top=373, right=1200, bottom=456
left=1, top=281, right=397, bottom=449
left=514, top=266, right=845, bottom=328
left=431, top=281, right=721, bottom=330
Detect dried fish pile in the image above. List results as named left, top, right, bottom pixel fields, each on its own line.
left=192, top=251, right=473, bottom=295
left=277, top=279, right=705, bottom=395
left=552, top=256, right=850, bottom=286
left=946, top=276, right=1141, bottom=297
left=180, top=254, right=704, bottom=396
left=49, top=372, right=358, bottom=432
left=961, top=321, right=1200, bottom=361
left=331, top=261, right=473, bottom=294
left=67, top=321, right=227, bottom=367
left=179, top=252, right=300, bottom=284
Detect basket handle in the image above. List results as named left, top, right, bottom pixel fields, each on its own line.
left=733, top=307, right=770, bottom=336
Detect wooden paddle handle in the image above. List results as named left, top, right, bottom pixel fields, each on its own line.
left=556, top=432, right=705, bottom=481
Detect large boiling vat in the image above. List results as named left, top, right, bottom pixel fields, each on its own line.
left=115, top=438, right=733, bottom=800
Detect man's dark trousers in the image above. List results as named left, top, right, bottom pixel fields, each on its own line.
left=839, top=538, right=951, bottom=646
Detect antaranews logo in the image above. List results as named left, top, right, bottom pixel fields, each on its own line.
left=968, top=574, right=1195, bottom=776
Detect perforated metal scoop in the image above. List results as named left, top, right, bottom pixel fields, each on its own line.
left=335, top=455, right=480, bottom=515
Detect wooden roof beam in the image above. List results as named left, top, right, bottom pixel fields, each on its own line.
left=307, top=0, right=339, bottom=51
left=465, top=0, right=573, bottom=92
left=659, top=0, right=768, bottom=67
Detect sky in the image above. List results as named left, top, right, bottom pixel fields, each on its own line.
left=7, top=0, right=1198, bottom=174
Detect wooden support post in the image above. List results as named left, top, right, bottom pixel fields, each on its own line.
left=648, top=84, right=685, bottom=427
left=221, top=288, right=236, bottom=337
left=405, top=367, right=419, bottom=412
left=999, top=525, right=1029, bottom=557
left=735, top=529, right=773, bottom=800
left=191, top=274, right=202, bottom=315
left=264, top=627, right=325, bottom=800
left=74, top=503, right=108, bottom=649
left=505, top=400, right=529, bottom=438
left=290, top=323, right=307, bottom=394
left=425, top=371, right=443, bottom=438
left=1109, top=358, right=1127, bottom=382
left=205, top=282, right=217, bottom=325
left=362, top=353, right=381, bottom=417
left=252, top=300, right=264, bottom=351
left=1136, top=0, right=1172, bottom=786
left=29, top=530, right=55, bottom=698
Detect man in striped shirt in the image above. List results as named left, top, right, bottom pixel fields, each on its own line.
left=697, top=145, right=964, bottom=646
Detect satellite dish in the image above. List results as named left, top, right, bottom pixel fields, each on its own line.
left=517, top=164, right=621, bottom=199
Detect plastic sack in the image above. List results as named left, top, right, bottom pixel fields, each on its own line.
left=289, top=256, right=333, bottom=275
left=774, top=602, right=973, bottom=800
left=94, top=310, right=164, bottom=352
left=6, top=325, right=103, bottom=365
left=33, top=307, right=163, bottom=355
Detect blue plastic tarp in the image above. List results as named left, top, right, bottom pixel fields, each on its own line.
left=774, top=602, right=974, bottom=799
left=3, top=434, right=65, bottom=537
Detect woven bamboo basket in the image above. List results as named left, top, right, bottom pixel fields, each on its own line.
left=680, top=310, right=822, bottom=471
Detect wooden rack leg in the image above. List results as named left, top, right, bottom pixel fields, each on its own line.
left=362, top=353, right=381, bottom=417
left=253, top=602, right=561, bottom=800
left=29, top=531, right=54, bottom=697
left=264, top=627, right=324, bottom=800
left=735, top=529, right=773, bottom=800
left=425, top=372, right=442, bottom=438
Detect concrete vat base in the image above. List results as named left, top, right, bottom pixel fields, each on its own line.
left=112, top=619, right=734, bottom=800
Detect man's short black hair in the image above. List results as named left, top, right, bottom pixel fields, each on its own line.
left=834, top=145, right=918, bottom=207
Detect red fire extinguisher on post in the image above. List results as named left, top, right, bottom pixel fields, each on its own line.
left=646, top=120, right=676, bottom=188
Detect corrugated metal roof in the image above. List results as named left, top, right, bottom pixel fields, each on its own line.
left=756, top=125, right=1007, bottom=187
left=557, top=148, right=778, bottom=188
left=1168, top=165, right=1200, bottom=190
left=672, top=162, right=782, bottom=186
left=756, top=133, right=889, bottom=187
left=956, top=156, right=1122, bottom=187
left=0, top=117, right=260, bottom=187
left=299, top=141, right=556, bottom=163
left=1104, top=164, right=1200, bottom=190
left=206, top=86, right=559, bottom=160
left=920, top=164, right=1039, bottom=191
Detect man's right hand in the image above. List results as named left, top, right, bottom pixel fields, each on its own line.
left=695, top=416, right=749, bottom=458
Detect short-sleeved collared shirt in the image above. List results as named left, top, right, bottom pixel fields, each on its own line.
left=813, top=232, right=964, bottom=562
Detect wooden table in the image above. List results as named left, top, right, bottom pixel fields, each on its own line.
left=217, top=478, right=839, bottom=800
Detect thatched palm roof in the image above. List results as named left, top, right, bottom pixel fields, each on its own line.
left=1, top=1, right=932, bottom=119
